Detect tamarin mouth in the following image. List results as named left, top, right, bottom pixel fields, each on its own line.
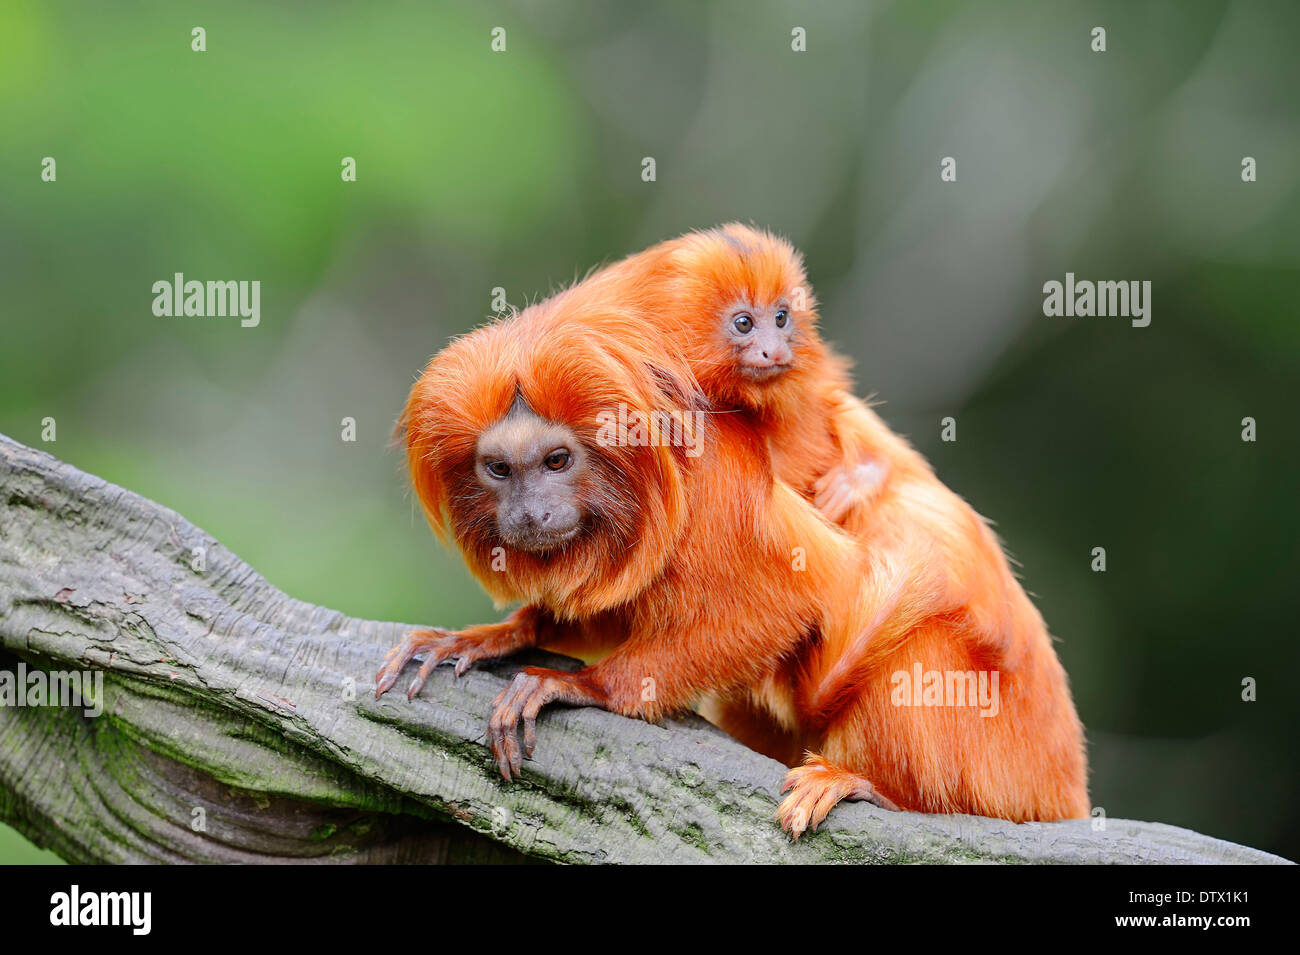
left=500, top=525, right=582, bottom=554
left=740, top=363, right=792, bottom=381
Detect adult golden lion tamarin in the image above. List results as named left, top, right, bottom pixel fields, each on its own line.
left=380, top=283, right=876, bottom=803
left=381, top=227, right=1089, bottom=838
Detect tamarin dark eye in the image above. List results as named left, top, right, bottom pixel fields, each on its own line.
left=774, top=309, right=789, bottom=328
left=486, top=461, right=511, bottom=479
left=733, top=314, right=754, bottom=334
left=544, top=450, right=571, bottom=471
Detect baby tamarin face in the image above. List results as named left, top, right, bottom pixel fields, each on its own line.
left=723, top=297, right=796, bottom=381
left=663, top=223, right=824, bottom=410
left=474, top=398, right=588, bottom=553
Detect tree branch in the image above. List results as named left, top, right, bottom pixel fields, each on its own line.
left=0, top=433, right=1289, bottom=864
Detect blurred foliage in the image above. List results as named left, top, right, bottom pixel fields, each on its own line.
left=1, top=0, right=1296, bottom=861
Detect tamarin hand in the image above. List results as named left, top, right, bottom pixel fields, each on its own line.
left=376, top=609, right=547, bottom=701
left=375, top=628, right=479, bottom=700
left=812, top=456, right=888, bottom=525
left=488, top=667, right=604, bottom=781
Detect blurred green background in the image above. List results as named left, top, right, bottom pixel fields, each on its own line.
left=1, top=0, right=1296, bottom=863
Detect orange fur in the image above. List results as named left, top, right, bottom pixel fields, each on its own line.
left=384, top=226, right=1089, bottom=837
left=398, top=311, right=688, bottom=619
left=386, top=279, right=865, bottom=781
left=645, top=224, right=1089, bottom=830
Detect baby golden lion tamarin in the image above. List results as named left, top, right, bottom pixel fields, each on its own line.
left=649, top=224, right=1089, bottom=831
left=380, top=227, right=1089, bottom=838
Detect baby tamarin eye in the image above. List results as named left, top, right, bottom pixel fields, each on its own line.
left=544, top=450, right=572, bottom=472
left=733, top=313, right=754, bottom=334
left=774, top=308, right=789, bottom=328
left=486, top=461, right=511, bottom=479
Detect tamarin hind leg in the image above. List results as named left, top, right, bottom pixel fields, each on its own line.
left=815, top=620, right=1090, bottom=822
left=777, top=753, right=900, bottom=840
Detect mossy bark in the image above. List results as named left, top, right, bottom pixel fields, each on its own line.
left=0, top=434, right=1290, bottom=864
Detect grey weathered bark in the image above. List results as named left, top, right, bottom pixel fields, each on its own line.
left=0, top=433, right=1290, bottom=864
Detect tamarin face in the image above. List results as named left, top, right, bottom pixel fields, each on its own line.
left=724, top=298, right=796, bottom=380
left=665, top=223, right=826, bottom=410
left=474, top=398, right=588, bottom=553
left=401, top=303, right=694, bottom=615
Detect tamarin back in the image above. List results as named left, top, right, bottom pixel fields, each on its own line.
left=620, top=224, right=1090, bottom=826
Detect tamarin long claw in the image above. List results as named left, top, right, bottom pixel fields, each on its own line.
left=487, top=667, right=604, bottom=782
left=375, top=671, right=398, bottom=699
left=378, top=637, right=447, bottom=698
